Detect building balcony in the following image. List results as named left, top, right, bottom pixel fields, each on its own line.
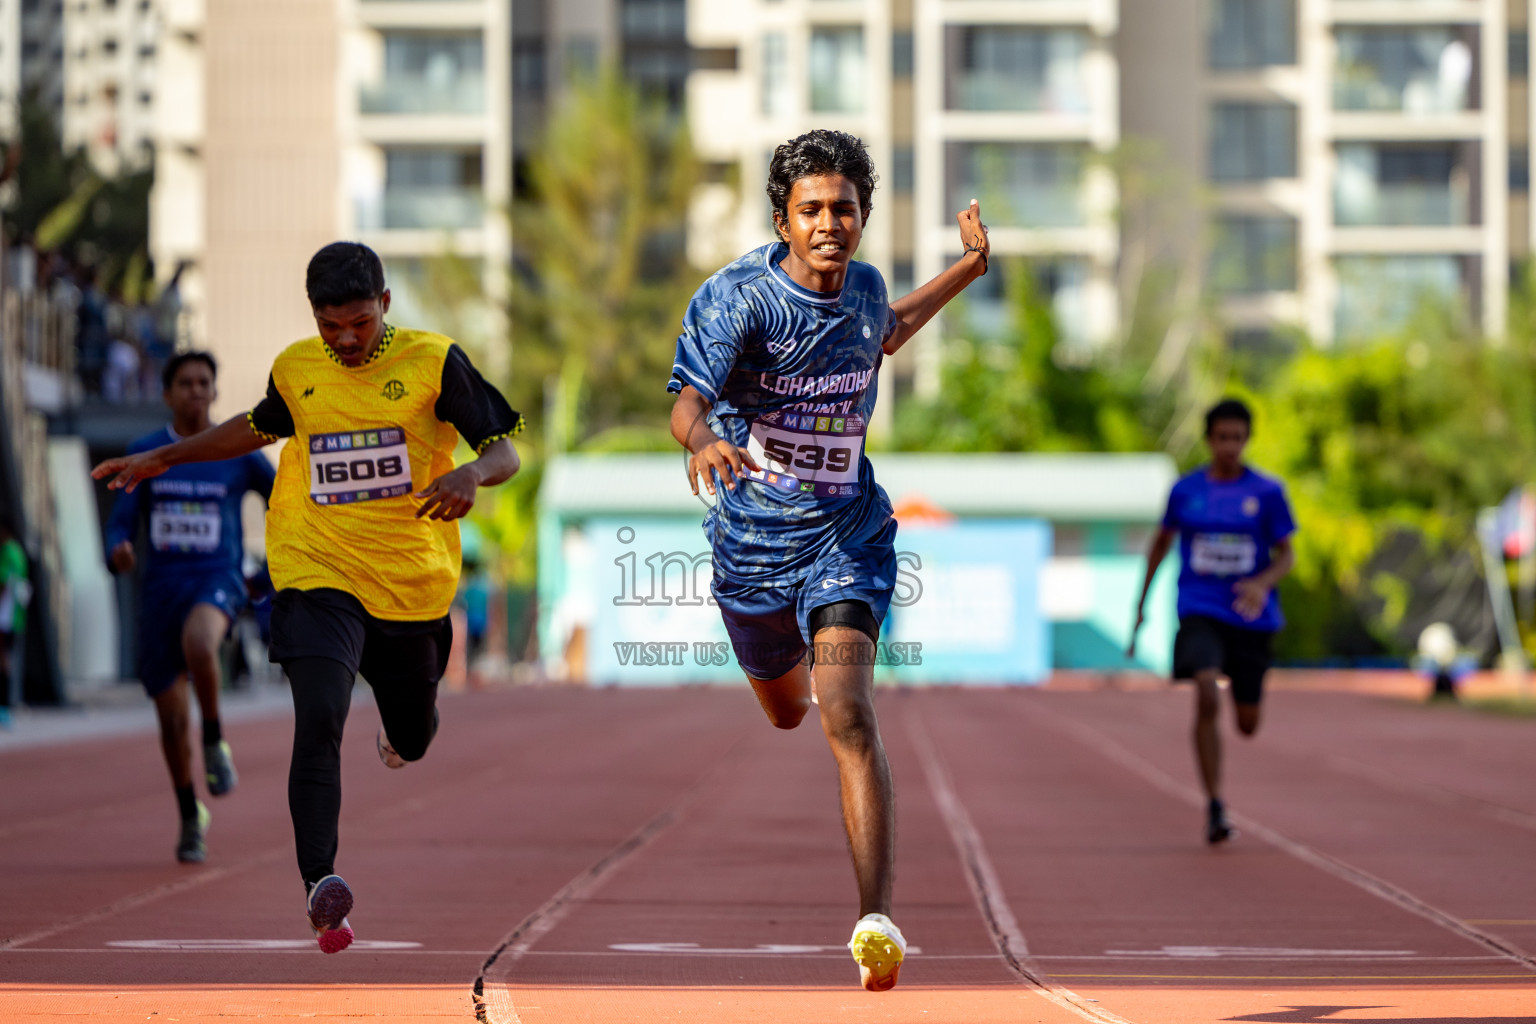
left=360, top=74, right=485, bottom=115
left=356, top=189, right=483, bottom=232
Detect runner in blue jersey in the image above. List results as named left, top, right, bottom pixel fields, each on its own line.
left=105, top=352, right=275, bottom=863
left=668, top=129, right=990, bottom=992
left=1128, top=399, right=1296, bottom=845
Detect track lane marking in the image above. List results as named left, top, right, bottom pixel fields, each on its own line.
left=904, top=709, right=1137, bottom=1024
left=473, top=729, right=748, bottom=1024
left=1024, top=698, right=1536, bottom=975
left=0, top=759, right=516, bottom=951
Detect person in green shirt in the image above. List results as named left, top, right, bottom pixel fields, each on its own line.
left=0, top=514, right=30, bottom=725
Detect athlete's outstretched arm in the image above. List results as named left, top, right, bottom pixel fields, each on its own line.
left=413, top=438, right=520, bottom=521
left=1127, top=526, right=1176, bottom=659
left=92, top=414, right=270, bottom=493
left=670, top=385, right=760, bottom=496
left=884, top=199, right=991, bottom=356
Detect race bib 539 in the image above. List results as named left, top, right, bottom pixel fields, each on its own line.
left=309, top=428, right=412, bottom=506
left=746, top=411, right=865, bottom=498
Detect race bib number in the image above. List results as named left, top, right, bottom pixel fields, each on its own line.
left=309, top=427, right=412, bottom=506
left=150, top=502, right=221, bottom=553
left=1190, top=532, right=1257, bottom=576
left=745, top=411, right=865, bottom=498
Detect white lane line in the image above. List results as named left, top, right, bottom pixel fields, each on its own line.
left=0, top=947, right=1507, bottom=963
left=904, top=709, right=1136, bottom=1024
left=1, top=759, right=513, bottom=952
left=1025, top=699, right=1536, bottom=975
left=473, top=732, right=746, bottom=1024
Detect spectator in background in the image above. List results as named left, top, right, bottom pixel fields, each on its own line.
left=76, top=266, right=109, bottom=393
left=0, top=515, right=31, bottom=726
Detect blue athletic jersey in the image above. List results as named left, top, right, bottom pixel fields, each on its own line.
left=1162, top=466, right=1296, bottom=632
left=105, top=426, right=276, bottom=582
left=669, top=243, right=898, bottom=584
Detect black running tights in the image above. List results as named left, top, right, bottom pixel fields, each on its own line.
left=285, top=655, right=439, bottom=885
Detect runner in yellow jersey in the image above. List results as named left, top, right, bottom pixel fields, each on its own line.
left=93, top=242, right=523, bottom=953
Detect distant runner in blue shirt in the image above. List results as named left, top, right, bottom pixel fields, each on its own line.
left=1128, top=398, right=1296, bottom=845
left=668, top=129, right=990, bottom=993
left=105, top=352, right=275, bottom=864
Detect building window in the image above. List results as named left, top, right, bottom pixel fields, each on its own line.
left=1210, top=215, right=1297, bottom=294
left=564, top=37, right=598, bottom=81
left=761, top=32, right=789, bottom=116
left=369, top=147, right=484, bottom=231
left=892, top=145, right=914, bottom=194
left=1209, top=0, right=1295, bottom=69
left=362, top=32, right=485, bottom=115
left=621, top=0, right=685, bottom=40
left=1512, top=148, right=1530, bottom=191
left=892, top=31, right=913, bottom=78
left=945, top=26, right=1088, bottom=113
left=809, top=26, right=865, bottom=114
left=1209, top=101, right=1297, bottom=181
left=1334, top=143, right=1471, bottom=227
left=1335, top=255, right=1465, bottom=340
left=513, top=41, right=545, bottom=97
left=1511, top=30, right=1529, bottom=79
left=1334, top=28, right=1474, bottom=113
left=946, top=142, right=1086, bottom=228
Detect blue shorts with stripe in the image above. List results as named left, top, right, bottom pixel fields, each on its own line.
left=137, top=569, right=245, bottom=697
left=711, top=515, right=898, bottom=680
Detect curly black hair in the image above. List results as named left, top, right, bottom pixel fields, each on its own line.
left=1205, top=398, right=1253, bottom=436
left=306, top=241, right=386, bottom=309
left=766, top=130, right=878, bottom=238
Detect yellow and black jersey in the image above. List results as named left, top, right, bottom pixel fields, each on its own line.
left=248, top=325, right=522, bottom=620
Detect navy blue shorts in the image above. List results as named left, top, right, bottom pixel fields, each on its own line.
left=711, top=517, right=898, bottom=680
left=137, top=569, right=245, bottom=697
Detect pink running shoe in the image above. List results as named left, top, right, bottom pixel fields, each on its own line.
left=306, top=874, right=355, bottom=954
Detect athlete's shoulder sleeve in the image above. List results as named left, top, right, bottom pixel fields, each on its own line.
left=1160, top=478, right=1186, bottom=531
left=248, top=373, right=295, bottom=441
left=857, top=261, right=898, bottom=343
left=668, top=273, right=755, bottom=402
left=434, top=344, right=524, bottom=453
left=1264, top=481, right=1297, bottom=543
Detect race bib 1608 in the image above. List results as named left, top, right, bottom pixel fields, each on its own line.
left=309, top=428, right=412, bottom=506
left=745, top=411, right=865, bottom=499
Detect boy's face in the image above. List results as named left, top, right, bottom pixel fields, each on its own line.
left=313, top=291, right=391, bottom=367
left=164, top=359, right=216, bottom=421
left=774, top=174, right=866, bottom=280
left=1205, top=418, right=1251, bottom=465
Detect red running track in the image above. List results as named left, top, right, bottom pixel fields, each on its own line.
left=1, top=683, right=1534, bottom=1022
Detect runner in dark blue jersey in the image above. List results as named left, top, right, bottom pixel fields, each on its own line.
left=668, top=129, right=990, bottom=992
left=105, top=352, right=275, bottom=863
left=1128, top=399, right=1296, bottom=845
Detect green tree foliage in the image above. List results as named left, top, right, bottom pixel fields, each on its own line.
left=1, top=90, right=152, bottom=295
left=892, top=264, right=1162, bottom=455
left=509, top=70, right=703, bottom=455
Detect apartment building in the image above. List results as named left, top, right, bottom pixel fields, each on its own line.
left=1123, top=0, right=1519, bottom=345
left=0, top=0, right=66, bottom=144
left=60, top=0, right=161, bottom=173
left=691, top=0, right=1526, bottom=363
left=687, top=0, right=1121, bottom=403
